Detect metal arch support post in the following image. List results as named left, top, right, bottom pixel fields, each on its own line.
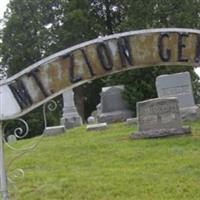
left=0, top=121, right=9, bottom=200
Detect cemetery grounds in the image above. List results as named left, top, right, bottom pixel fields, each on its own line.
left=5, top=119, right=200, bottom=200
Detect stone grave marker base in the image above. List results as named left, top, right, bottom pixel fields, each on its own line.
left=126, top=118, right=138, bottom=125
left=44, top=125, right=65, bottom=136
left=97, top=110, right=132, bottom=123
left=180, top=106, right=200, bottom=121
left=131, top=126, right=191, bottom=139
left=86, top=123, right=108, bottom=131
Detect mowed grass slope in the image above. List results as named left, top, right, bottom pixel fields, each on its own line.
left=5, top=120, right=200, bottom=200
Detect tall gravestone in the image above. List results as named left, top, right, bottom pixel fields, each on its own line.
left=60, top=89, right=82, bottom=128
left=97, top=85, right=132, bottom=123
left=156, top=72, right=199, bottom=120
left=131, top=98, right=191, bottom=139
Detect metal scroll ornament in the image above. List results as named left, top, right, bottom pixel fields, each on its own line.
left=3, top=118, right=29, bottom=140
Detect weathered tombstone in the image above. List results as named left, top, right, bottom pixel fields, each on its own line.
left=97, top=85, right=132, bottom=123
left=130, top=98, right=191, bottom=139
left=86, top=123, right=108, bottom=131
left=156, top=72, right=200, bottom=120
left=44, top=125, right=65, bottom=136
left=60, top=89, right=83, bottom=128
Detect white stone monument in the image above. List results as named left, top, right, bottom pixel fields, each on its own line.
left=156, top=72, right=200, bottom=121
left=60, top=89, right=82, bottom=128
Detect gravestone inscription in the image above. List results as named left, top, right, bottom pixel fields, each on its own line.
left=156, top=72, right=199, bottom=120
left=131, top=98, right=191, bottom=139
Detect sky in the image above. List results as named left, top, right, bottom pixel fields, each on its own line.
left=0, top=0, right=200, bottom=77
left=0, top=0, right=9, bottom=20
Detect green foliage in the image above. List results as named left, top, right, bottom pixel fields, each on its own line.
left=106, top=66, right=200, bottom=116
left=3, top=96, right=63, bottom=139
left=74, top=79, right=105, bottom=120
left=1, top=0, right=200, bottom=136
left=6, top=120, right=200, bottom=199
left=1, top=0, right=63, bottom=75
left=104, top=0, right=200, bottom=114
left=90, top=0, right=129, bottom=34
left=119, top=0, right=200, bottom=30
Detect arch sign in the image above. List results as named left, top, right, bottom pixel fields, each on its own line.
left=0, top=28, right=200, bottom=120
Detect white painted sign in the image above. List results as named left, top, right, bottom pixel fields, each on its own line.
left=0, top=85, right=21, bottom=120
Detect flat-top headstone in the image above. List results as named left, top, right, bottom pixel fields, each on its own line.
left=86, top=123, right=108, bottom=131
left=131, top=98, right=191, bottom=139
left=156, top=72, right=195, bottom=108
left=156, top=72, right=199, bottom=120
left=97, top=85, right=132, bottom=123
left=44, top=125, right=65, bottom=136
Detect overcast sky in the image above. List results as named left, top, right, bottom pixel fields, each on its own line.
left=0, top=0, right=9, bottom=19
left=0, top=0, right=200, bottom=77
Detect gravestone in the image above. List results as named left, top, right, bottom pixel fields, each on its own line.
left=44, top=125, right=65, bottom=136
left=97, top=85, right=132, bottom=123
left=130, top=98, right=191, bottom=139
left=86, top=123, right=108, bottom=131
left=60, top=89, right=82, bottom=128
left=156, top=72, right=200, bottom=120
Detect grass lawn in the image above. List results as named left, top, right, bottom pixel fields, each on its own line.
left=5, top=120, right=200, bottom=200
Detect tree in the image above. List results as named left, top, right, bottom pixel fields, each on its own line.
left=1, top=0, right=200, bottom=136
left=90, top=0, right=129, bottom=34
left=1, top=0, right=64, bottom=76
left=1, top=0, right=65, bottom=137
left=104, top=0, right=200, bottom=114
left=0, top=0, right=106, bottom=136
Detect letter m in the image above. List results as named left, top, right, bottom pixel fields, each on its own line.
left=9, top=79, right=33, bottom=110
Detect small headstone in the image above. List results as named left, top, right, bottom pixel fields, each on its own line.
left=44, top=125, right=65, bottom=136
left=86, top=123, right=108, bottom=131
left=130, top=98, right=191, bottom=139
left=126, top=118, right=138, bottom=125
left=156, top=72, right=199, bottom=120
left=7, top=135, right=17, bottom=143
left=97, top=85, right=132, bottom=123
left=87, top=116, right=96, bottom=124
left=61, top=89, right=83, bottom=128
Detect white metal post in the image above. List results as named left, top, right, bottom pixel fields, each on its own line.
left=0, top=121, right=9, bottom=200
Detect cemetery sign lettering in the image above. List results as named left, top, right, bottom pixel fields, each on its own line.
left=0, top=28, right=200, bottom=120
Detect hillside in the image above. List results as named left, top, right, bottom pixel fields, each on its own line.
left=5, top=120, right=200, bottom=200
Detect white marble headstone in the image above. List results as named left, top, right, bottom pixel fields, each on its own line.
left=60, top=89, right=82, bottom=128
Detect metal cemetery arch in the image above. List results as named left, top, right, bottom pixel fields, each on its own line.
left=0, top=28, right=200, bottom=121
left=0, top=28, right=200, bottom=199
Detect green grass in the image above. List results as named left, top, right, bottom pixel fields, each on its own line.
left=4, top=120, right=200, bottom=200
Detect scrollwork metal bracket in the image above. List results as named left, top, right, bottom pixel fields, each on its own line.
left=0, top=98, right=59, bottom=199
